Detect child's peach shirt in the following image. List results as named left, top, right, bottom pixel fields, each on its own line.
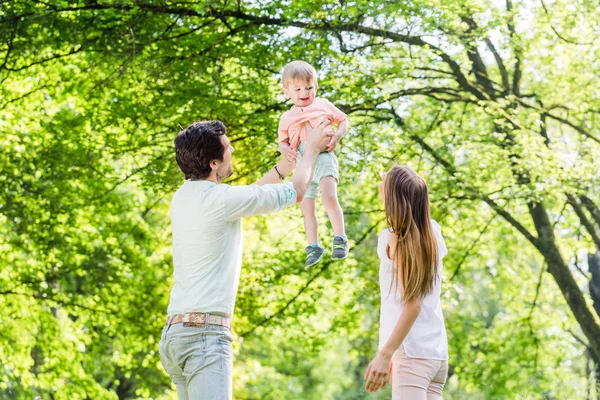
left=278, top=98, right=347, bottom=150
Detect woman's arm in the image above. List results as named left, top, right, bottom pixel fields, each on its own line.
left=364, top=299, right=421, bottom=392
left=380, top=299, right=421, bottom=357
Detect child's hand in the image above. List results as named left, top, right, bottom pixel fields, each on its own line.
left=283, top=148, right=298, bottom=164
left=325, top=132, right=343, bottom=152
left=279, top=142, right=297, bottom=164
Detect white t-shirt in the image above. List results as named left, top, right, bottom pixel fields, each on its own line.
left=378, top=219, right=449, bottom=360
left=167, top=180, right=297, bottom=317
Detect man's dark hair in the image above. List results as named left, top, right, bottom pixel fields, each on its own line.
left=174, top=120, right=227, bottom=180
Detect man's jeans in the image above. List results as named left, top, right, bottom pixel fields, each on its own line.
left=159, top=322, right=234, bottom=399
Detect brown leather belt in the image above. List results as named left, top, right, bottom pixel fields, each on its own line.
left=166, top=312, right=232, bottom=329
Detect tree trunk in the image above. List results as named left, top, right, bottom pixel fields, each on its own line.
left=529, top=203, right=600, bottom=361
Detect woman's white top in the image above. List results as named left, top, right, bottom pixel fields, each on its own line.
left=378, top=219, right=449, bottom=360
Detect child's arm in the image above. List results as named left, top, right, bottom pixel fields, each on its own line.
left=278, top=139, right=298, bottom=164
left=255, top=121, right=332, bottom=200
left=278, top=116, right=298, bottom=164
left=323, top=99, right=349, bottom=152
left=325, top=119, right=348, bottom=152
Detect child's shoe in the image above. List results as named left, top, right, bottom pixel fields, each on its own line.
left=305, top=244, right=326, bottom=268
left=331, top=235, right=348, bottom=260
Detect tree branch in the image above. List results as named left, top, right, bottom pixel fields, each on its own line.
left=568, top=195, right=600, bottom=250
left=7, top=3, right=487, bottom=101
left=2, top=45, right=85, bottom=72
left=580, top=195, right=600, bottom=228
left=514, top=99, right=600, bottom=145
left=0, top=84, right=49, bottom=109
left=451, top=214, right=496, bottom=280
left=539, top=0, right=595, bottom=46
left=484, top=38, right=510, bottom=93
left=240, top=217, right=385, bottom=338
left=506, top=0, right=522, bottom=96
left=384, top=107, right=542, bottom=249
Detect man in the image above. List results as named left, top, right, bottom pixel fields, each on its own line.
left=158, top=119, right=332, bottom=399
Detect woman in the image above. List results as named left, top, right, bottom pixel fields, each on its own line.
left=364, top=165, right=449, bottom=399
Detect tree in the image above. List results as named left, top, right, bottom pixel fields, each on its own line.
left=1, top=0, right=599, bottom=398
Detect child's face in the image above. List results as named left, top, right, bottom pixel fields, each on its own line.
left=284, top=79, right=317, bottom=107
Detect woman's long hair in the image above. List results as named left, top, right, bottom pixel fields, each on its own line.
left=384, top=165, right=438, bottom=303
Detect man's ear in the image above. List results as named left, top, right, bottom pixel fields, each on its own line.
left=210, top=159, right=219, bottom=171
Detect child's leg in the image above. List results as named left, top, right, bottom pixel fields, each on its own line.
left=320, top=176, right=345, bottom=236
left=300, top=197, right=319, bottom=245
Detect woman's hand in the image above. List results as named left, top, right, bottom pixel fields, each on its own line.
left=364, top=352, right=393, bottom=392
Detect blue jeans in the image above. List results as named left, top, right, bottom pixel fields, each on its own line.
left=159, top=323, right=234, bottom=400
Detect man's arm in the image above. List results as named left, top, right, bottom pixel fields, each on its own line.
left=224, top=120, right=331, bottom=220
left=254, top=155, right=296, bottom=186
left=224, top=183, right=298, bottom=221
left=255, top=120, right=331, bottom=202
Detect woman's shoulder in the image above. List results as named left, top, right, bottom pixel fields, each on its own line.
left=378, top=227, right=392, bottom=240
left=430, top=219, right=448, bottom=258
left=377, top=228, right=392, bottom=260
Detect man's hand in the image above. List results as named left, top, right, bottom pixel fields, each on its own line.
left=305, top=119, right=332, bottom=152
left=325, top=132, right=343, bottom=152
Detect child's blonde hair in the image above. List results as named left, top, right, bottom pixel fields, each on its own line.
left=282, top=61, right=318, bottom=88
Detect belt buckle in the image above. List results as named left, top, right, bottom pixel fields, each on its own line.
left=183, top=313, right=206, bottom=327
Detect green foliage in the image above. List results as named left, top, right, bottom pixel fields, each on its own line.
left=1, top=0, right=599, bottom=398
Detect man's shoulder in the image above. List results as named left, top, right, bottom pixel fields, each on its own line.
left=220, top=183, right=259, bottom=196
left=172, top=180, right=228, bottom=199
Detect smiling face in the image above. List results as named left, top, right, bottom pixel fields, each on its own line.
left=283, top=79, right=318, bottom=108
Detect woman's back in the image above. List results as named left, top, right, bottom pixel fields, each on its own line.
left=378, top=219, right=449, bottom=360
left=364, top=165, right=450, bottom=398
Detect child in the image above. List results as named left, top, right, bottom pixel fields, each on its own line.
left=364, top=165, right=449, bottom=399
left=278, top=61, right=349, bottom=267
